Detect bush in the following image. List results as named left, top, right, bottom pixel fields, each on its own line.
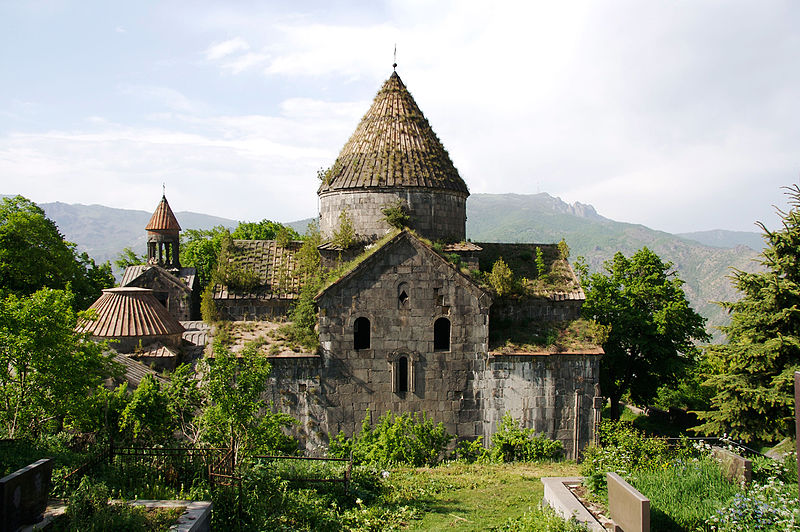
left=381, top=200, right=410, bottom=229
left=454, top=436, right=490, bottom=463
left=580, top=420, right=673, bottom=495
left=329, top=411, right=452, bottom=467
left=489, top=258, right=515, bottom=296
left=490, top=413, right=563, bottom=462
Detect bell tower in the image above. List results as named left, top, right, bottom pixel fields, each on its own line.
left=145, top=194, right=181, bottom=269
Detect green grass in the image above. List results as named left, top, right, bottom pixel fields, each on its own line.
left=386, top=461, right=581, bottom=531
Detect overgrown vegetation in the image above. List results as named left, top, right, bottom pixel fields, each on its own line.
left=329, top=411, right=452, bottom=467
left=331, top=208, right=358, bottom=249
left=489, top=318, right=609, bottom=353
left=581, top=420, right=800, bottom=531
left=381, top=199, right=411, bottom=229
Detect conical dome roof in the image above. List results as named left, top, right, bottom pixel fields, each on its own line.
left=318, top=71, right=468, bottom=195
left=146, top=195, right=181, bottom=232
left=77, top=287, right=184, bottom=338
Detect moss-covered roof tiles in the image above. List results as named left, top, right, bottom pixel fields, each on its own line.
left=318, top=71, right=469, bottom=195
left=213, top=240, right=303, bottom=300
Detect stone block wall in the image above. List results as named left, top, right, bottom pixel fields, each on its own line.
left=215, top=298, right=293, bottom=321
left=476, top=354, right=601, bottom=459
left=316, top=233, right=489, bottom=440
left=263, top=356, right=327, bottom=453
left=319, top=188, right=467, bottom=242
left=492, top=298, right=582, bottom=323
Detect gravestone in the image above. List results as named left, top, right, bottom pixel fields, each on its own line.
left=607, top=472, right=649, bottom=532
left=0, top=458, right=53, bottom=532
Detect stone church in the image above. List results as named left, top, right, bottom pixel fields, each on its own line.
left=89, top=69, right=604, bottom=457
left=214, top=69, right=603, bottom=458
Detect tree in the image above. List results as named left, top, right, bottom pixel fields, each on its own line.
left=580, top=247, right=708, bottom=420
left=489, top=257, right=514, bottom=296
left=231, top=219, right=300, bottom=241
left=119, top=374, right=174, bottom=445
left=180, top=226, right=230, bottom=288
left=0, top=196, right=113, bottom=309
left=696, top=185, right=800, bottom=442
left=0, top=288, right=118, bottom=438
left=197, top=342, right=297, bottom=461
left=114, top=247, right=146, bottom=270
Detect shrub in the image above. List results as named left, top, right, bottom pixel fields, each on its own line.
left=329, top=411, right=452, bottom=467
left=489, top=257, right=515, bottom=296
left=381, top=200, right=410, bottom=229
left=490, top=413, right=563, bottom=462
left=332, top=209, right=357, bottom=249
left=580, top=420, right=673, bottom=495
left=454, top=436, right=490, bottom=463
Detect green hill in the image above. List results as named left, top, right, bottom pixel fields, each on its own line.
left=466, top=193, right=761, bottom=339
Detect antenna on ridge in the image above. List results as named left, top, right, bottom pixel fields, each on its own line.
left=393, top=44, right=397, bottom=70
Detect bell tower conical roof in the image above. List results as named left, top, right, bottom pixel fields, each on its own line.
left=146, top=195, right=181, bottom=232
left=318, top=71, right=469, bottom=195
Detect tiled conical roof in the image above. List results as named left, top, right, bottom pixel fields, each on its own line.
left=318, top=71, right=468, bottom=195
left=145, top=195, right=181, bottom=232
left=77, top=287, right=185, bottom=338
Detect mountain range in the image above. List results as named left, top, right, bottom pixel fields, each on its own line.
left=26, top=193, right=762, bottom=341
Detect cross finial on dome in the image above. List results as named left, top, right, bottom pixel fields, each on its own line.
left=162, top=182, right=165, bottom=197
left=393, top=44, right=397, bottom=70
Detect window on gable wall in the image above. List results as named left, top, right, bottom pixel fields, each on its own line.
left=354, top=317, right=370, bottom=350
left=398, top=282, right=409, bottom=308
left=434, top=317, right=450, bottom=351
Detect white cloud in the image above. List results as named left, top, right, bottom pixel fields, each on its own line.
left=204, top=37, right=250, bottom=61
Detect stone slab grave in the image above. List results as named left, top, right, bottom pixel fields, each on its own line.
left=711, top=446, right=752, bottom=484
left=0, top=458, right=53, bottom=532
left=607, top=472, right=649, bottom=532
left=541, top=476, right=605, bottom=531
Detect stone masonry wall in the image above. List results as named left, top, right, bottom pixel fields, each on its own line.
left=263, top=356, right=327, bottom=453
left=491, top=298, right=582, bottom=323
left=316, top=235, right=489, bottom=440
left=215, top=298, right=293, bottom=321
left=319, top=188, right=467, bottom=242
left=475, top=354, right=601, bottom=459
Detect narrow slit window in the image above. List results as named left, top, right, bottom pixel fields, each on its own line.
left=397, top=356, right=409, bottom=393
left=354, top=317, right=370, bottom=350
left=434, top=317, right=450, bottom=351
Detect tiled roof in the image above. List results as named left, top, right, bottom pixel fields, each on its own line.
left=78, top=287, right=185, bottom=337
left=318, top=71, right=469, bottom=195
left=213, top=240, right=303, bottom=300
left=145, top=195, right=181, bottom=232
left=120, top=264, right=196, bottom=291
left=111, top=352, right=167, bottom=388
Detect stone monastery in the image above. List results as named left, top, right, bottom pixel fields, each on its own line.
left=80, top=69, right=604, bottom=457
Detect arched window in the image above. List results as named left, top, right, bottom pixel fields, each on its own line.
left=396, top=356, right=409, bottom=393
left=353, top=317, right=370, bottom=350
left=398, top=282, right=409, bottom=308
left=434, top=317, right=450, bottom=351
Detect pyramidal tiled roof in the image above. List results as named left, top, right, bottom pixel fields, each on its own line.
left=77, top=287, right=185, bottom=338
left=318, top=71, right=468, bottom=195
left=145, top=195, right=181, bottom=232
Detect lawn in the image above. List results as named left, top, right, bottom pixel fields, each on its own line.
left=386, top=461, right=581, bottom=530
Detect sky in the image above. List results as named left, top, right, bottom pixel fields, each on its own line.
left=1, top=0, right=799, bottom=234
